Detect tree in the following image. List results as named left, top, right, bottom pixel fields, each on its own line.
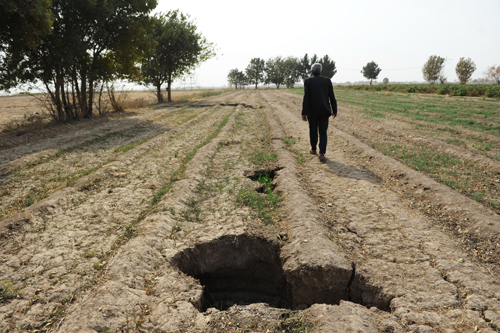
left=422, top=55, right=445, bottom=84
left=298, top=53, right=337, bottom=80
left=265, top=56, right=286, bottom=89
left=1, top=0, right=157, bottom=121
left=227, top=69, right=247, bottom=89
left=383, top=78, right=389, bottom=84
left=361, top=61, right=382, bottom=85
left=245, top=58, right=265, bottom=89
left=484, top=65, right=500, bottom=85
left=455, top=57, right=476, bottom=85
left=283, top=57, right=301, bottom=88
left=298, top=53, right=311, bottom=81
left=141, top=10, right=216, bottom=103
left=318, top=55, right=337, bottom=79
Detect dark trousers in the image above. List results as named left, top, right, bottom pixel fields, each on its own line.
left=308, top=116, right=329, bottom=155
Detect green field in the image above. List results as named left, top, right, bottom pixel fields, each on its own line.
left=292, top=87, right=500, bottom=213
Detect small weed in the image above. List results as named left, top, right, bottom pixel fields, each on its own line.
left=181, top=198, right=202, bottom=222
left=294, top=150, right=306, bottom=165
left=251, top=151, right=277, bottom=166
left=472, top=192, right=485, bottom=202
left=283, top=137, right=297, bottom=146
left=236, top=180, right=280, bottom=224
left=0, top=280, right=17, bottom=303
left=278, top=310, right=314, bottom=333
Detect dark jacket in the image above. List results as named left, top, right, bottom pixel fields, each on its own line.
left=301, top=75, right=337, bottom=118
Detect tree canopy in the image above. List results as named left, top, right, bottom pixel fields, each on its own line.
left=298, top=53, right=337, bottom=79
left=0, top=0, right=53, bottom=53
left=265, top=57, right=286, bottom=89
left=361, top=61, right=382, bottom=85
left=0, top=0, right=157, bottom=121
left=227, top=69, right=247, bottom=89
left=141, top=10, right=216, bottom=102
left=422, top=55, right=445, bottom=84
left=455, top=57, right=476, bottom=85
left=245, top=58, right=265, bottom=89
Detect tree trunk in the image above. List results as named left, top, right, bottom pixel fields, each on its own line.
left=156, top=83, right=163, bottom=103
left=370, top=79, right=373, bottom=85
left=255, top=81, right=257, bottom=89
left=167, top=76, right=172, bottom=102
left=72, top=68, right=81, bottom=118
left=88, top=78, right=94, bottom=118
left=80, top=71, right=88, bottom=118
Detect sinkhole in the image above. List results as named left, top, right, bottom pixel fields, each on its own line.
left=244, top=167, right=282, bottom=194
left=171, top=234, right=292, bottom=311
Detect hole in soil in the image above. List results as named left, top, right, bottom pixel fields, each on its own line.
left=172, top=233, right=393, bottom=313
left=244, top=167, right=282, bottom=182
left=171, top=235, right=292, bottom=311
left=244, top=167, right=282, bottom=193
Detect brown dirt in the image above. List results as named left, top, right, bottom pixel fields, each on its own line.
left=0, top=89, right=500, bottom=332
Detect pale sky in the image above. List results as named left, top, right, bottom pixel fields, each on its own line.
left=154, top=0, right=500, bottom=87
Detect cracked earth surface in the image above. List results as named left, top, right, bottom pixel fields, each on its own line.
left=0, top=90, right=499, bottom=332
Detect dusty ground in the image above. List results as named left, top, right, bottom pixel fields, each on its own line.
left=0, top=89, right=499, bottom=332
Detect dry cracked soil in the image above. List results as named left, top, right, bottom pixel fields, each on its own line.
left=1, top=90, right=500, bottom=333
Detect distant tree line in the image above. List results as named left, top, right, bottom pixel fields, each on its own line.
left=227, top=54, right=337, bottom=89
left=421, top=56, right=499, bottom=85
left=0, top=1, right=215, bottom=122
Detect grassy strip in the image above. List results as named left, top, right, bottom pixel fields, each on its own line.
left=295, top=88, right=500, bottom=160
left=114, top=138, right=150, bottom=153
left=151, top=114, right=231, bottom=205
left=236, top=172, right=280, bottom=224
left=110, top=110, right=233, bottom=251
left=177, top=89, right=224, bottom=101
left=0, top=165, right=102, bottom=220
left=336, top=83, right=500, bottom=98
left=374, top=142, right=500, bottom=212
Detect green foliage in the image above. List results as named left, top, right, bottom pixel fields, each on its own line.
left=486, top=85, right=500, bottom=98
left=361, top=61, right=382, bottom=85
left=283, top=137, right=297, bottom=145
left=283, top=56, right=302, bottom=88
left=422, top=55, right=446, bottom=84
left=383, top=78, right=389, bottom=84
left=141, top=10, right=216, bottom=102
left=0, top=280, right=16, bottom=303
left=317, top=54, right=337, bottom=79
left=265, top=56, right=286, bottom=89
left=1, top=0, right=157, bottom=121
left=0, top=0, right=53, bottom=52
left=236, top=174, right=280, bottom=224
left=251, top=151, right=278, bottom=166
left=298, top=53, right=337, bottom=80
left=245, top=58, right=266, bottom=89
left=374, top=143, right=462, bottom=173
left=227, top=69, right=248, bottom=89
left=455, top=57, right=476, bottom=85
left=340, top=83, right=499, bottom=98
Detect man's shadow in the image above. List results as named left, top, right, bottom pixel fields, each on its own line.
left=324, top=160, right=383, bottom=185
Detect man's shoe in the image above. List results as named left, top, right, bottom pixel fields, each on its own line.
left=310, top=149, right=317, bottom=155
left=318, top=154, right=326, bottom=161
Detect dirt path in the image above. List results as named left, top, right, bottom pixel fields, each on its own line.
left=1, top=90, right=500, bottom=332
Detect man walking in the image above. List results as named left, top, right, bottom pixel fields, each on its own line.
left=301, top=63, right=337, bottom=161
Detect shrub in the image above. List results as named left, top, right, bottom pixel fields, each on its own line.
left=486, top=85, right=500, bottom=98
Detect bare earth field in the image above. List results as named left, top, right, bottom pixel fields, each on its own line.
left=0, top=89, right=500, bottom=332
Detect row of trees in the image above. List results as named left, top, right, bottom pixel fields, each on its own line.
left=0, top=1, right=214, bottom=121
left=227, top=54, right=337, bottom=89
left=422, top=56, right=500, bottom=85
